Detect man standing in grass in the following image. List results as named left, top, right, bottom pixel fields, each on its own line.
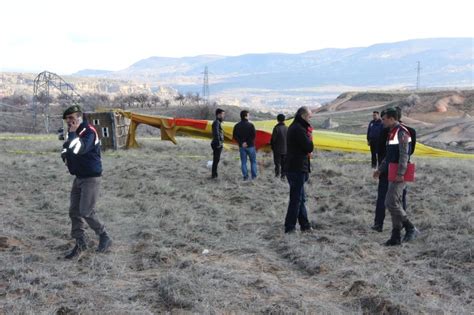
left=271, top=114, right=288, bottom=179
left=373, top=108, right=419, bottom=246
left=211, top=108, right=225, bottom=179
left=284, top=107, right=314, bottom=234
left=232, top=110, right=257, bottom=180
left=367, top=111, right=383, bottom=168
left=61, top=105, right=112, bottom=259
left=371, top=109, right=409, bottom=232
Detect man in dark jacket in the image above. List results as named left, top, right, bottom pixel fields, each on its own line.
left=367, top=111, right=383, bottom=168
left=211, top=108, right=225, bottom=179
left=284, top=107, right=314, bottom=233
left=232, top=110, right=257, bottom=180
left=271, top=114, right=288, bottom=179
left=61, top=105, right=112, bottom=259
left=371, top=110, right=408, bottom=232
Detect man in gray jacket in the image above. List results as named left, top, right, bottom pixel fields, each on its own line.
left=211, top=108, right=225, bottom=179
left=271, top=114, right=288, bottom=178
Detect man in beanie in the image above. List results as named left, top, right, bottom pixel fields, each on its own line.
left=271, top=114, right=288, bottom=179
left=210, top=108, right=225, bottom=179
left=61, top=105, right=112, bottom=259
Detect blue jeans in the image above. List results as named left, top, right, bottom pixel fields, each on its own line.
left=285, top=172, right=311, bottom=232
left=239, top=146, right=257, bottom=180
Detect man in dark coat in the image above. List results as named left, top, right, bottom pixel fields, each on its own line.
left=271, top=114, right=288, bottom=179
left=232, top=110, right=257, bottom=180
left=61, top=105, right=112, bottom=259
left=284, top=107, right=314, bottom=233
left=367, top=111, right=383, bottom=168
left=211, top=108, right=225, bottom=179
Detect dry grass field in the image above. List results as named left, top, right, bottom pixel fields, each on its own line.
left=0, top=134, right=473, bottom=314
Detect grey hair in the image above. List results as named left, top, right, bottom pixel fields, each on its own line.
left=296, top=106, right=309, bottom=116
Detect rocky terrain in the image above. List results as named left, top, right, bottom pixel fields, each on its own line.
left=314, top=90, right=474, bottom=151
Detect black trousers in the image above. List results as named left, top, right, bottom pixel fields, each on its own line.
left=273, top=153, right=286, bottom=177
left=212, top=146, right=223, bottom=178
left=374, top=175, right=407, bottom=227
left=369, top=140, right=379, bottom=168
left=285, top=172, right=311, bottom=232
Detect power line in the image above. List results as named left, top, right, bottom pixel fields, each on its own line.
left=0, top=112, right=34, bottom=119
left=416, top=61, right=421, bottom=90
left=0, top=102, right=35, bottom=112
left=201, top=66, right=210, bottom=104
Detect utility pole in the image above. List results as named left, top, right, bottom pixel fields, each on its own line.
left=202, top=66, right=209, bottom=104
left=416, top=61, right=421, bottom=90
left=33, top=71, right=83, bottom=133
left=32, top=100, right=37, bottom=131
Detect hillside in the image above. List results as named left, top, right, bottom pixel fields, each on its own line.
left=75, top=38, right=473, bottom=93
left=312, top=89, right=474, bottom=151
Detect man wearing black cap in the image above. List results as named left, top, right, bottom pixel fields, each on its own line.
left=211, top=108, right=225, bottom=179
left=271, top=114, right=288, bottom=179
left=61, top=105, right=112, bottom=259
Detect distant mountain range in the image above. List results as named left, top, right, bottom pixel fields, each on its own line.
left=74, top=38, right=473, bottom=93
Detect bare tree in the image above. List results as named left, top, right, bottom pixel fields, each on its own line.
left=9, top=94, right=29, bottom=107
left=113, top=95, right=128, bottom=109
left=133, top=93, right=149, bottom=108
left=192, top=92, right=202, bottom=105
left=175, top=93, right=185, bottom=106
left=34, top=92, right=53, bottom=109
left=405, top=94, right=420, bottom=116
left=57, top=93, right=71, bottom=110
left=150, top=95, right=161, bottom=107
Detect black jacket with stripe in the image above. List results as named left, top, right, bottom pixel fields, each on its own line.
left=62, top=120, right=102, bottom=178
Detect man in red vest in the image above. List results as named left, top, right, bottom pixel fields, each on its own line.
left=373, top=108, right=419, bottom=246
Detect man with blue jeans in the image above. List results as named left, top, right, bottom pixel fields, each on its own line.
left=284, top=107, right=314, bottom=233
left=239, top=145, right=257, bottom=180
left=232, top=110, right=257, bottom=180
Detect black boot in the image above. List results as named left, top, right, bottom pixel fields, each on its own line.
left=371, top=224, right=383, bottom=232
left=301, top=227, right=314, bottom=234
left=402, top=220, right=419, bottom=242
left=97, top=232, right=112, bottom=253
left=384, top=228, right=401, bottom=246
left=65, top=237, right=87, bottom=259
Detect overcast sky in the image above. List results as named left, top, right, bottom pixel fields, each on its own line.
left=1, top=0, right=472, bottom=74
